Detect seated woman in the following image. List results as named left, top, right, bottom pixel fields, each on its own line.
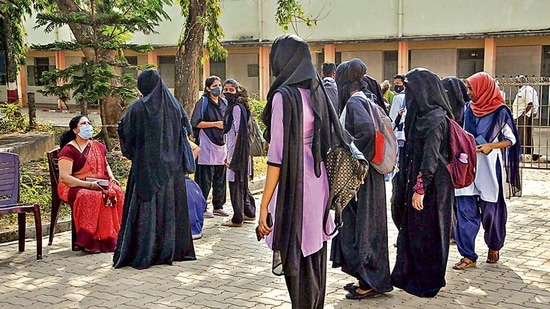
left=58, top=115, right=124, bottom=253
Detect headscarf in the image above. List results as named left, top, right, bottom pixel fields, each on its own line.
left=223, top=81, right=251, bottom=179
left=466, top=72, right=505, bottom=117
left=363, top=74, right=389, bottom=115
left=441, top=76, right=469, bottom=126
left=261, top=33, right=335, bottom=175
left=404, top=68, right=453, bottom=139
left=336, top=58, right=367, bottom=114
left=260, top=34, right=338, bottom=277
left=118, top=69, right=187, bottom=201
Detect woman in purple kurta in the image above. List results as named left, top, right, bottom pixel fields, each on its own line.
left=256, top=34, right=339, bottom=309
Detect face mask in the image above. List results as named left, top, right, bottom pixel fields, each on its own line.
left=211, top=86, right=222, bottom=97
left=78, top=124, right=94, bottom=139
left=394, top=85, right=404, bottom=93
left=224, top=92, right=237, bottom=102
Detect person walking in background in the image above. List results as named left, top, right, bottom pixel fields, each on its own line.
left=321, top=62, right=338, bottom=109
left=256, top=34, right=339, bottom=309
left=512, top=75, right=540, bottom=162
left=331, top=58, right=393, bottom=300
left=381, top=80, right=395, bottom=109
left=191, top=76, right=229, bottom=218
left=58, top=115, right=124, bottom=253
left=389, top=74, right=407, bottom=148
left=221, top=78, right=256, bottom=227
left=114, top=69, right=196, bottom=269
left=453, top=72, right=521, bottom=270
left=390, top=68, right=454, bottom=297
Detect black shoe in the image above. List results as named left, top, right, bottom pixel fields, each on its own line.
left=343, top=282, right=358, bottom=292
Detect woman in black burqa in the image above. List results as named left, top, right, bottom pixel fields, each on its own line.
left=256, top=33, right=340, bottom=309
left=442, top=76, right=470, bottom=126
left=114, top=69, right=196, bottom=269
left=330, top=58, right=393, bottom=300
left=390, top=68, right=454, bottom=297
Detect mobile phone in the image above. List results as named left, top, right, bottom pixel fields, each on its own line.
left=475, top=135, right=487, bottom=145
left=256, top=213, right=273, bottom=241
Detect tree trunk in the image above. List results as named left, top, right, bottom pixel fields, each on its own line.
left=2, top=12, right=17, bottom=104
left=175, top=0, right=207, bottom=116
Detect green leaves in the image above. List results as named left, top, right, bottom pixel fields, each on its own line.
left=275, top=0, right=316, bottom=31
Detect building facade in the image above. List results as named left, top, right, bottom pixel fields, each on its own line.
left=14, top=0, right=550, bottom=111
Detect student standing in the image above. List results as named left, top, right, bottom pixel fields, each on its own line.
left=191, top=76, right=229, bottom=218
left=256, top=34, right=339, bottom=309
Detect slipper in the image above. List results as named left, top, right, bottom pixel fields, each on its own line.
left=213, top=209, right=229, bottom=217
left=452, top=257, right=476, bottom=270
left=487, top=249, right=499, bottom=263
left=343, top=282, right=358, bottom=292
left=221, top=220, right=243, bottom=227
left=345, top=288, right=380, bottom=300
left=243, top=215, right=256, bottom=222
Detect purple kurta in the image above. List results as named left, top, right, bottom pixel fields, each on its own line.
left=226, top=105, right=251, bottom=182
left=265, top=88, right=335, bottom=257
left=197, top=130, right=226, bottom=165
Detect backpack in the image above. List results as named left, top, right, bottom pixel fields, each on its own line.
left=360, top=92, right=398, bottom=174
left=248, top=116, right=265, bottom=157
left=444, top=116, right=477, bottom=189
left=323, top=142, right=369, bottom=236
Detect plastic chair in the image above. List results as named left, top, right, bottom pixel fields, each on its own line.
left=46, top=148, right=77, bottom=250
left=0, top=152, right=42, bottom=259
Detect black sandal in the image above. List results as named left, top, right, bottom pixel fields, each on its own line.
left=343, top=282, right=358, bottom=292
left=345, top=288, right=380, bottom=300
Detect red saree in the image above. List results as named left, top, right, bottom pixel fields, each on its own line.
left=58, top=141, right=124, bottom=252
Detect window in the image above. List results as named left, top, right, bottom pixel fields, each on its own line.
left=210, top=60, right=226, bottom=81
left=122, top=56, right=138, bottom=79
left=158, top=56, right=176, bottom=87
left=34, top=57, right=51, bottom=86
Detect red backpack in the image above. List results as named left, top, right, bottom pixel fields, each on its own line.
left=445, top=116, right=477, bottom=189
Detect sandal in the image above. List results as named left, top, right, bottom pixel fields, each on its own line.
left=452, top=257, right=476, bottom=270
left=343, top=282, right=359, bottom=292
left=345, top=288, right=380, bottom=300
left=487, top=249, right=500, bottom=263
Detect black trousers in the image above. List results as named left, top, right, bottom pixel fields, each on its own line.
left=195, top=164, right=226, bottom=210
left=284, top=243, right=327, bottom=309
left=228, top=179, right=256, bottom=223
left=517, top=115, right=536, bottom=156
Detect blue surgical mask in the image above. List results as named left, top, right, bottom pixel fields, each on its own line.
left=78, top=124, right=94, bottom=139
left=211, top=86, right=222, bottom=97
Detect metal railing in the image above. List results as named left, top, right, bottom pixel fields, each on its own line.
left=496, top=76, right=550, bottom=170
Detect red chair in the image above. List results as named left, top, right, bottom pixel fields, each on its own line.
left=0, top=152, right=42, bottom=259
left=46, top=148, right=78, bottom=251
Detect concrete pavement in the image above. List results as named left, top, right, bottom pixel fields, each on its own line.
left=0, top=170, right=549, bottom=308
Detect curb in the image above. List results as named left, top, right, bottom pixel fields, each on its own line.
left=41, top=109, right=100, bottom=115
left=0, top=219, right=71, bottom=243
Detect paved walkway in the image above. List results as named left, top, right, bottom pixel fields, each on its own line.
left=0, top=170, right=549, bottom=308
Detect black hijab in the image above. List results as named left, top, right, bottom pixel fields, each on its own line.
left=261, top=33, right=335, bottom=176
left=118, top=69, right=186, bottom=201
left=363, top=74, right=389, bottom=115
left=336, top=58, right=367, bottom=114
left=260, top=34, right=338, bottom=277
left=441, top=76, right=469, bottom=126
left=223, top=87, right=251, bottom=179
left=404, top=68, right=453, bottom=139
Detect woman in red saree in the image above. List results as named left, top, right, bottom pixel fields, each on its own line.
left=58, top=115, right=124, bottom=253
